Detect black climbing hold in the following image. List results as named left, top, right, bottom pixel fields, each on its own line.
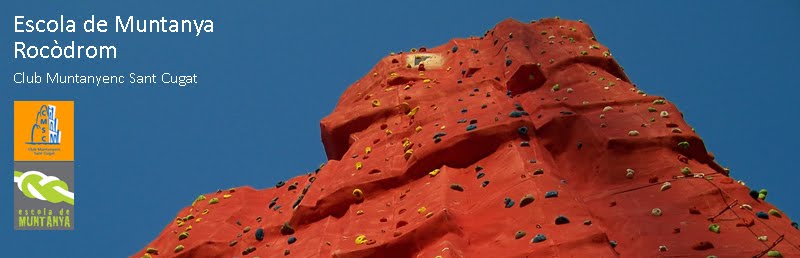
left=292, top=194, right=304, bottom=209
left=518, top=126, right=529, bottom=135
left=452, top=46, right=458, bottom=53
left=434, top=137, right=442, bottom=143
left=287, top=182, right=298, bottom=191
left=473, top=88, right=480, bottom=92
left=509, top=111, right=523, bottom=118
left=507, top=90, right=513, bottom=97
left=504, top=197, right=515, bottom=208
left=545, top=191, right=558, bottom=198
left=242, top=246, right=256, bottom=255
left=461, top=69, right=466, bottom=75
left=280, top=222, right=295, bottom=235
left=514, top=231, right=526, bottom=239
left=466, top=124, right=477, bottom=131
left=302, top=184, right=312, bottom=194
left=477, top=172, right=485, bottom=179
left=276, top=181, right=285, bottom=188
left=555, top=215, right=570, bottom=225
left=749, top=190, right=759, bottom=200
left=268, top=197, right=279, bottom=209
left=450, top=184, right=464, bottom=192
left=609, top=240, right=618, bottom=248
left=433, top=132, right=447, bottom=139
left=481, top=104, right=488, bottom=109
left=493, top=39, right=498, bottom=45
left=756, top=211, right=769, bottom=219
left=475, top=166, right=483, bottom=172
left=236, top=220, right=241, bottom=226
left=461, top=108, right=468, bottom=114
left=529, top=159, right=537, bottom=163
left=309, top=176, right=316, bottom=182
left=792, top=221, right=798, bottom=230
left=514, top=103, right=524, bottom=111
left=577, top=142, right=583, bottom=149
left=255, top=228, right=265, bottom=241
left=482, top=181, right=490, bottom=187
left=532, top=234, right=547, bottom=243
left=288, top=236, right=297, bottom=244
left=470, top=119, right=478, bottom=124
left=533, top=169, right=544, bottom=175
left=560, top=111, right=574, bottom=115
left=506, top=59, right=512, bottom=67
left=520, top=195, right=535, bottom=207
left=457, top=118, right=467, bottom=123
left=284, top=249, right=290, bottom=256
left=457, top=79, right=462, bottom=84
left=521, top=141, right=530, bottom=147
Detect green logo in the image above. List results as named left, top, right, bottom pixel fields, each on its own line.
left=14, top=170, right=74, bottom=205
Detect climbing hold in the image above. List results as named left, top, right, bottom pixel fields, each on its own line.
left=355, top=162, right=363, bottom=170
left=653, top=99, right=666, bottom=105
left=242, top=246, right=256, bottom=255
left=602, top=106, right=614, bottom=112
left=276, top=181, right=286, bottom=188
left=681, top=167, right=692, bottom=176
left=628, top=130, right=640, bottom=136
left=659, top=245, right=668, bottom=252
left=433, top=132, right=447, bottom=139
left=768, top=209, right=782, bottom=217
left=551, top=84, right=561, bottom=92
left=466, top=124, right=477, bottom=131
left=477, top=172, right=485, bottom=179
left=544, top=191, right=558, bottom=198
left=355, top=235, right=368, bottom=245
left=417, top=207, right=426, bottom=214
left=243, top=226, right=251, bottom=233
left=506, top=59, right=512, bottom=67
left=428, top=169, right=441, bottom=177
left=450, top=184, right=464, bottom=192
left=145, top=248, right=159, bottom=255
left=749, top=190, right=760, bottom=200
left=792, top=221, right=798, bottom=229
left=280, top=222, right=295, bottom=235
left=509, top=111, right=523, bottom=118
left=461, top=108, right=468, bottom=113
left=352, top=189, right=364, bottom=200
left=555, top=215, right=570, bottom=225
left=288, top=236, right=297, bottom=244
left=173, top=245, right=185, bottom=253
left=178, top=231, right=189, bottom=240
left=372, top=100, right=381, bottom=107
left=767, top=250, right=783, bottom=257
left=757, top=211, right=769, bottom=219
left=678, top=141, right=690, bottom=149
left=533, top=169, right=544, bottom=175
left=452, top=46, right=458, bottom=53
left=758, top=235, right=768, bottom=241
left=660, top=111, right=669, bottom=118
left=625, top=168, right=635, bottom=179
left=208, top=198, right=219, bottom=204
left=759, top=189, right=768, bottom=200
left=229, top=240, right=238, bottom=247
left=651, top=208, right=662, bottom=216
left=482, top=181, right=490, bottom=187
left=407, top=106, right=420, bottom=117
left=504, top=197, right=515, bottom=208
left=708, top=224, right=720, bottom=233
left=365, top=146, right=372, bottom=154
left=255, top=228, right=264, bottom=241
left=532, top=234, right=547, bottom=243
left=609, top=240, right=618, bottom=248
left=518, top=126, right=528, bottom=135
left=660, top=182, right=672, bottom=191
left=520, top=141, right=530, bottom=147
left=692, top=241, right=714, bottom=250
left=514, top=231, right=526, bottom=239
left=520, top=195, right=535, bottom=207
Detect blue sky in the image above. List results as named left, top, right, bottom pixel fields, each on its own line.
left=1, top=1, right=798, bottom=256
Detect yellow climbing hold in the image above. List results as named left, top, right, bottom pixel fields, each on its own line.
left=404, top=149, right=413, bottom=160
left=372, top=100, right=381, bottom=107
left=418, top=207, right=427, bottom=214
left=407, top=106, right=420, bottom=117
left=195, top=218, right=202, bottom=222
left=356, top=210, right=364, bottom=215
left=186, top=225, right=193, bottom=231
left=423, top=79, right=432, bottom=83
left=355, top=235, right=368, bottom=245
left=356, top=162, right=363, bottom=170
left=365, top=146, right=372, bottom=154
left=208, top=198, right=219, bottom=204
left=415, top=126, right=423, bottom=133
left=223, top=194, right=232, bottom=199
left=385, top=129, right=392, bottom=136
left=402, top=139, right=413, bottom=150
left=352, top=189, right=364, bottom=200
left=174, top=245, right=185, bottom=253
left=429, top=169, right=440, bottom=177
left=202, top=209, right=209, bottom=215
left=426, top=212, right=434, bottom=218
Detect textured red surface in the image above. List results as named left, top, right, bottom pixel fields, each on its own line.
left=135, top=18, right=800, bottom=258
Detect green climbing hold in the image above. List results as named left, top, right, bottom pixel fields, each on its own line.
left=174, top=245, right=184, bottom=253
left=708, top=223, right=720, bottom=233
left=145, top=248, right=158, bottom=254
left=520, top=194, right=535, bottom=207
left=450, top=184, right=464, bottom=192
left=678, top=141, right=689, bottom=149
left=681, top=167, right=692, bottom=176
left=178, top=231, right=189, bottom=240
left=769, top=209, right=782, bottom=217
left=280, top=222, right=295, bottom=235
left=767, top=250, right=783, bottom=257
left=514, top=231, right=526, bottom=239
left=208, top=198, right=219, bottom=204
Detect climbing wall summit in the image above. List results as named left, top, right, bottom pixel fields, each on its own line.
left=136, top=18, right=800, bottom=258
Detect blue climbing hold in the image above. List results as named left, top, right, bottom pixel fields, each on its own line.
left=532, top=234, right=547, bottom=243
left=521, top=141, right=530, bottom=147
left=518, top=126, right=528, bottom=135
left=466, top=124, right=477, bottom=131
left=255, top=228, right=265, bottom=241
left=477, top=172, right=485, bottom=179
left=545, top=191, right=558, bottom=198
left=452, top=46, right=458, bottom=53
left=276, top=181, right=285, bottom=188
left=504, top=197, right=515, bottom=208
left=505, top=59, right=512, bottom=66
left=514, top=103, right=524, bottom=111
left=555, top=215, right=570, bottom=225
left=433, top=132, right=447, bottom=139
left=749, top=190, right=759, bottom=200
left=509, top=111, right=523, bottom=118
left=288, top=236, right=297, bottom=244
left=273, top=205, right=282, bottom=211
left=756, top=211, right=769, bottom=219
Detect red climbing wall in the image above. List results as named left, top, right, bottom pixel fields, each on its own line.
left=135, top=18, right=800, bottom=258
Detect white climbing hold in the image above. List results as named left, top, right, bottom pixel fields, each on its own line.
left=651, top=208, right=662, bottom=216
left=602, top=106, right=613, bottom=112
left=659, top=245, right=668, bottom=252
left=628, top=130, right=640, bottom=136
left=660, top=182, right=672, bottom=191
left=626, top=169, right=635, bottom=179
left=660, top=111, right=669, bottom=118
left=757, top=235, right=768, bottom=241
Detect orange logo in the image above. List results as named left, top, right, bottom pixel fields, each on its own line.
left=14, top=101, right=74, bottom=161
